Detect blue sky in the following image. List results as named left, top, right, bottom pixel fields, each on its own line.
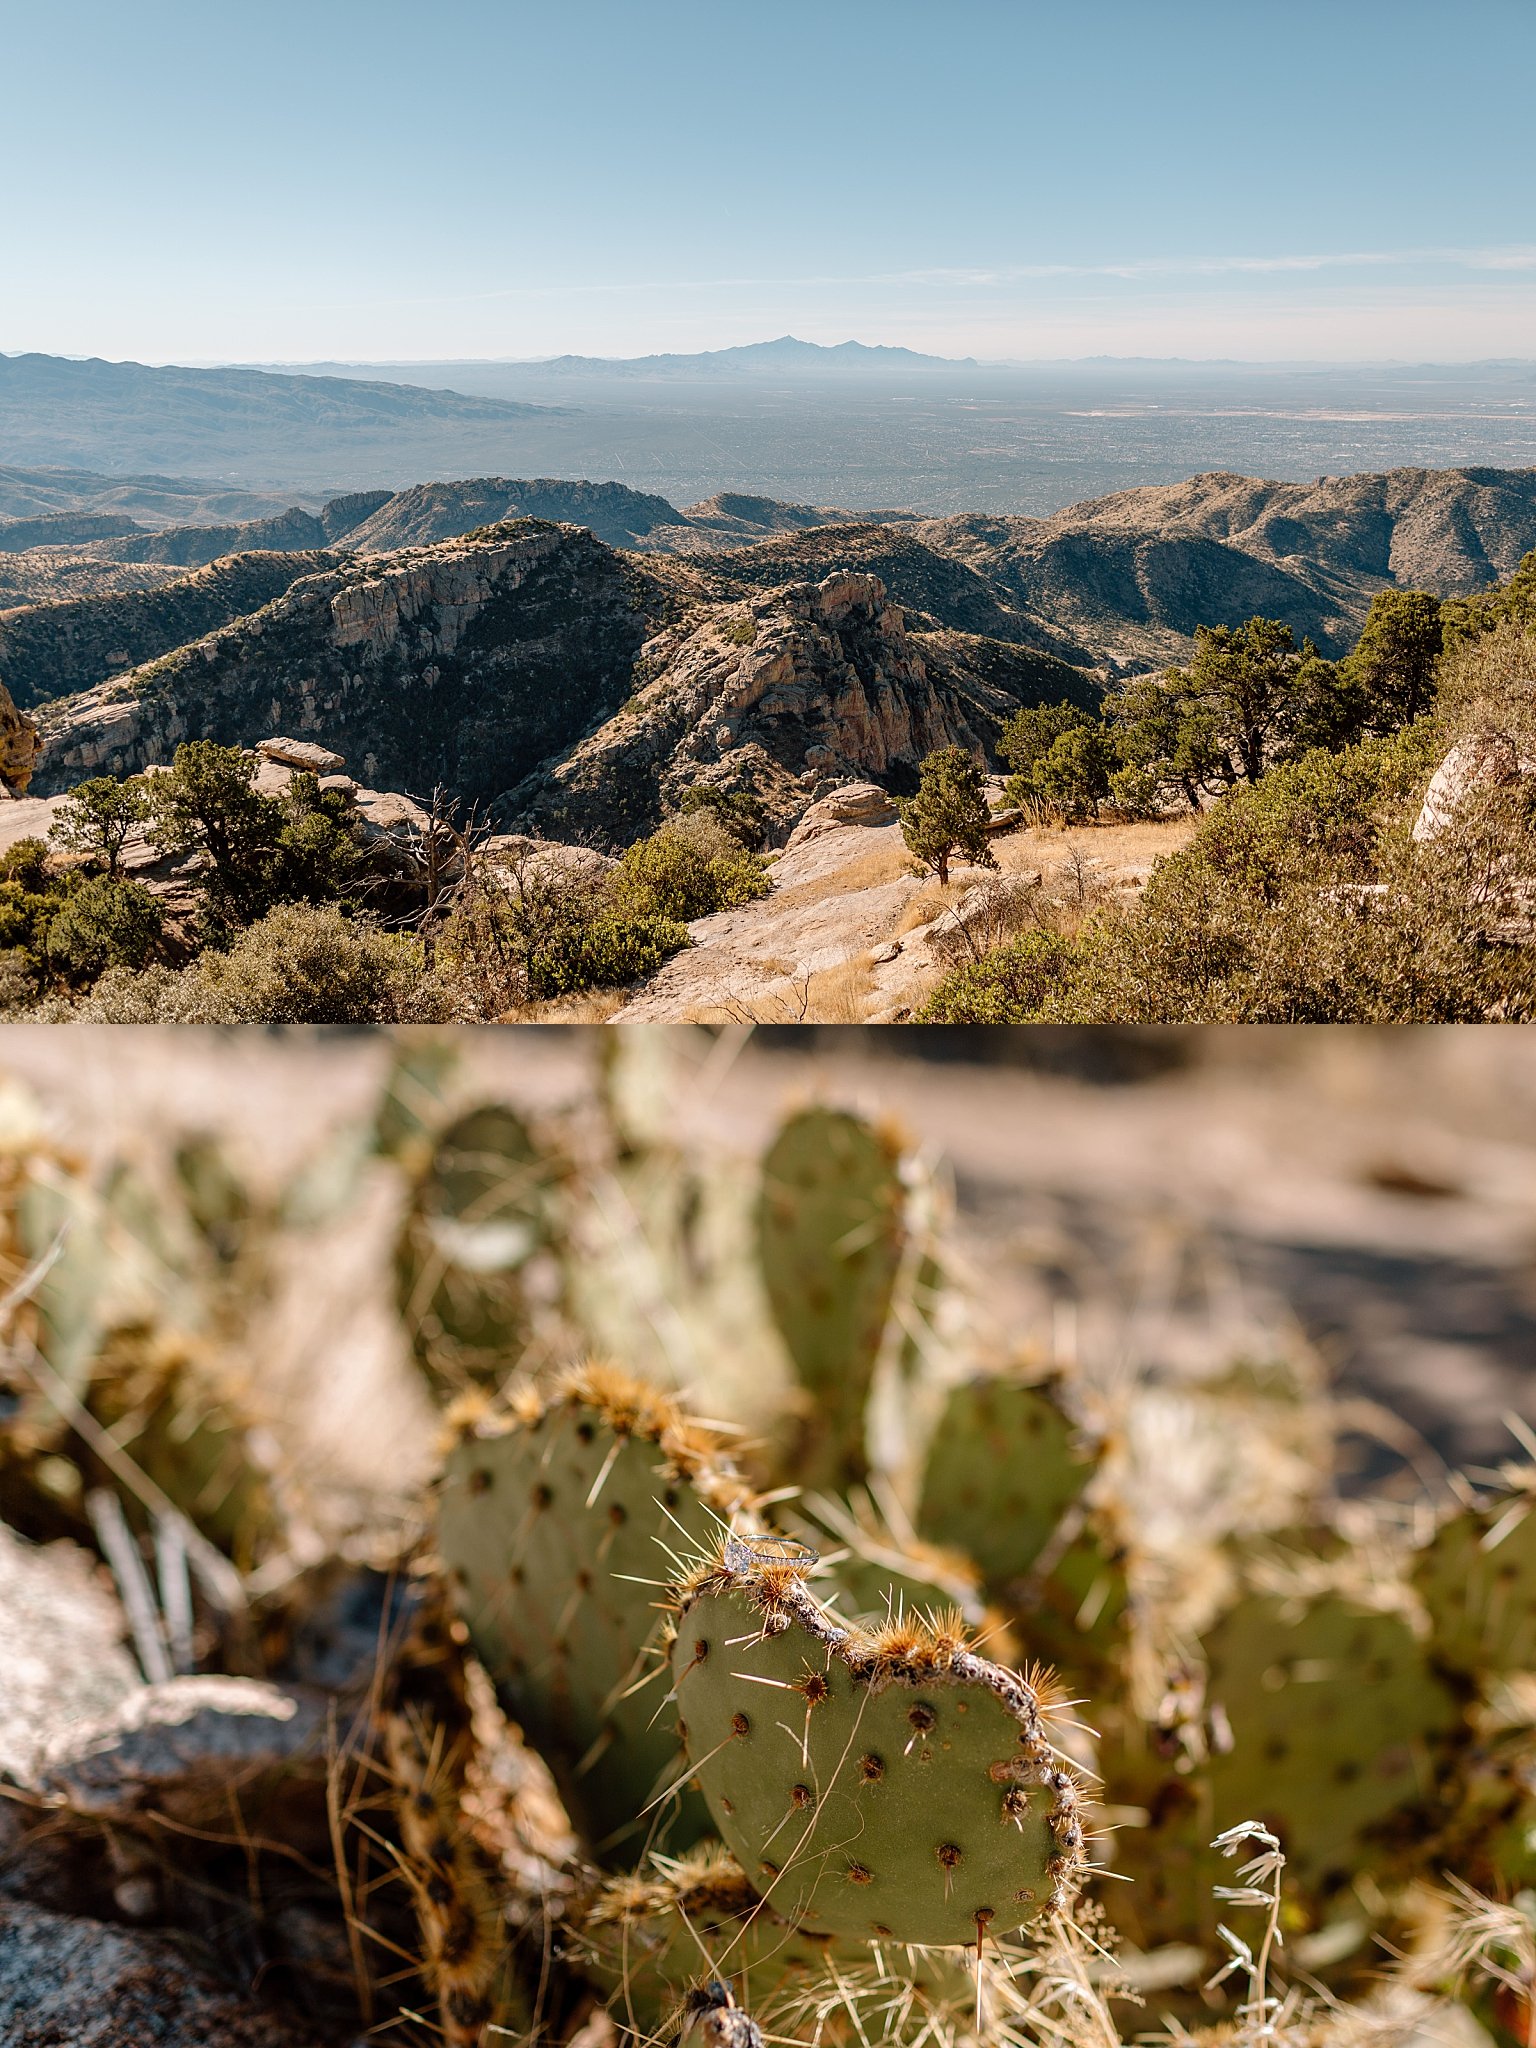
left=5, top=0, right=1535, bottom=364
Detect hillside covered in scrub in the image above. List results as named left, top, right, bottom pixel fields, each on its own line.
left=0, top=459, right=1530, bottom=1022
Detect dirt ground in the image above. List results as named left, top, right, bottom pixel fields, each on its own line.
left=1, top=1025, right=1530, bottom=1486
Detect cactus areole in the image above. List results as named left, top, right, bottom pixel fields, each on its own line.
left=671, top=1552, right=1085, bottom=1947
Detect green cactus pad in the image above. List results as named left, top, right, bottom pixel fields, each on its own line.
left=1203, top=1591, right=1461, bottom=1894
left=756, top=1109, right=907, bottom=1489
left=572, top=1847, right=974, bottom=2043
left=1413, top=1478, right=1536, bottom=1679
left=916, top=1375, right=1126, bottom=1678
left=438, top=1367, right=753, bottom=1859
left=670, top=1556, right=1083, bottom=1946
left=397, top=1102, right=559, bottom=1395
left=789, top=1493, right=999, bottom=1642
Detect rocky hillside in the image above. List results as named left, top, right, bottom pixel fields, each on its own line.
left=0, top=462, right=333, bottom=529
left=0, top=512, right=143, bottom=552
left=0, top=551, right=345, bottom=708
left=337, top=477, right=917, bottom=555
left=511, top=567, right=1091, bottom=842
left=1047, top=467, right=1536, bottom=590
left=694, top=466, right=1536, bottom=667
left=33, top=523, right=1093, bottom=836
left=69, top=491, right=392, bottom=568
left=688, top=523, right=1092, bottom=662
left=32, top=525, right=659, bottom=804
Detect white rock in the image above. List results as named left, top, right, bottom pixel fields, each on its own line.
left=257, top=736, right=346, bottom=775
left=785, top=780, right=898, bottom=848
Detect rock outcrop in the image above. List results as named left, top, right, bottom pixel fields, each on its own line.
left=0, top=683, right=37, bottom=793
left=1412, top=729, right=1535, bottom=842
left=0, top=1900, right=328, bottom=2048
left=510, top=570, right=1086, bottom=842
left=33, top=522, right=655, bottom=805
left=784, top=780, right=898, bottom=846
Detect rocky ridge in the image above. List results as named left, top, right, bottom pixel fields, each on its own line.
left=511, top=568, right=1087, bottom=840
left=31, top=524, right=659, bottom=805
left=0, top=550, right=346, bottom=708
left=32, top=524, right=1094, bottom=841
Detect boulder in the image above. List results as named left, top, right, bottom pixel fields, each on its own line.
left=351, top=786, right=433, bottom=849
left=785, top=780, right=899, bottom=848
left=0, top=1899, right=327, bottom=2048
left=0, top=681, right=38, bottom=795
left=0, top=1525, right=137, bottom=1789
left=36, top=1676, right=328, bottom=1832
left=256, top=736, right=347, bottom=776
left=481, top=833, right=618, bottom=890
left=1412, top=732, right=1531, bottom=842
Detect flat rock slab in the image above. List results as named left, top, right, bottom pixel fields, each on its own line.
left=615, top=820, right=922, bottom=1020
left=0, top=1899, right=328, bottom=2048
left=37, top=1676, right=329, bottom=1825
left=0, top=1525, right=137, bottom=1789
left=257, top=737, right=347, bottom=776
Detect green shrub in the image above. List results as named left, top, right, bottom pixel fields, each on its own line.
left=1026, top=724, right=1118, bottom=821
left=673, top=783, right=767, bottom=848
left=191, top=903, right=449, bottom=1024
left=48, top=776, right=151, bottom=879
left=1106, top=763, right=1162, bottom=819
left=0, top=838, right=52, bottom=892
left=615, top=812, right=770, bottom=921
left=917, top=929, right=1079, bottom=1022
left=997, top=700, right=1094, bottom=778
left=899, top=746, right=998, bottom=885
left=46, top=875, right=164, bottom=984
left=526, top=908, right=689, bottom=999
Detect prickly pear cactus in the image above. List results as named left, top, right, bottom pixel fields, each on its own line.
left=88, top=1339, right=280, bottom=1566
left=1414, top=1473, right=1536, bottom=1679
left=1203, top=1590, right=1461, bottom=1897
left=572, top=1847, right=975, bottom=2042
left=670, top=1545, right=1084, bottom=1946
left=916, top=1374, right=1127, bottom=1679
left=438, top=1366, right=753, bottom=1859
left=755, top=1109, right=907, bottom=1489
left=789, top=1491, right=1003, bottom=1644
left=397, top=1102, right=559, bottom=1396
left=382, top=1593, right=525, bottom=2047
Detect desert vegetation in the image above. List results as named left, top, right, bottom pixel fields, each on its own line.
left=921, top=550, right=1536, bottom=1021
left=1, top=1036, right=1532, bottom=2048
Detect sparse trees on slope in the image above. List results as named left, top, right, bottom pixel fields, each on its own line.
left=1344, top=588, right=1444, bottom=729
left=1110, top=617, right=1315, bottom=806
left=899, top=745, right=998, bottom=885
left=48, top=775, right=150, bottom=879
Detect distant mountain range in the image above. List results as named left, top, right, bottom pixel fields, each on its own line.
left=0, top=354, right=558, bottom=488
left=303, top=337, right=983, bottom=379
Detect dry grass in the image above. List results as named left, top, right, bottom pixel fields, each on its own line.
left=992, top=816, right=1198, bottom=883
left=684, top=950, right=878, bottom=1025
left=497, top=990, right=630, bottom=1024
left=768, top=841, right=913, bottom=912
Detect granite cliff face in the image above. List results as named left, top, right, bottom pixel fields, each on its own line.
left=32, top=523, right=656, bottom=804
left=510, top=569, right=1091, bottom=842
